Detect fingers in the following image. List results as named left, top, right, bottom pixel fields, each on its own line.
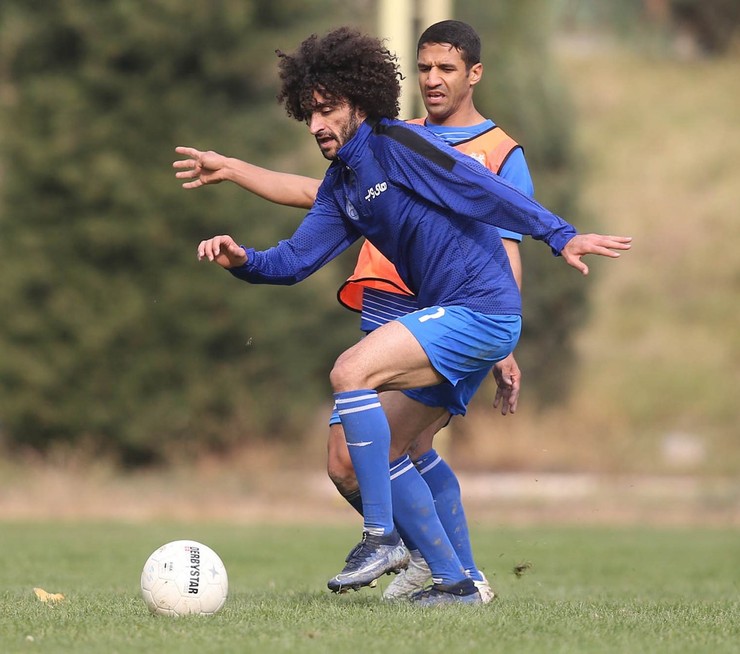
left=181, top=179, right=203, bottom=190
left=592, top=236, right=631, bottom=258
left=567, top=233, right=632, bottom=272
left=173, top=158, right=198, bottom=172
left=173, top=147, right=203, bottom=187
left=585, top=234, right=632, bottom=255
left=601, top=235, right=633, bottom=249
left=507, top=384, right=520, bottom=414
left=197, top=236, right=247, bottom=269
left=501, top=373, right=520, bottom=415
left=197, top=235, right=230, bottom=261
left=564, top=253, right=589, bottom=275
left=491, top=358, right=521, bottom=415
left=175, top=146, right=200, bottom=157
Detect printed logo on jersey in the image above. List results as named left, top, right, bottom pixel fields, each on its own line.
left=469, top=152, right=486, bottom=166
left=365, top=181, right=388, bottom=202
left=345, top=197, right=359, bottom=221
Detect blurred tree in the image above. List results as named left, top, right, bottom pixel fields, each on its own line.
left=557, top=0, right=740, bottom=55
left=0, top=0, right=365, bottom=464
left=663, top=0, right=740, bottom=54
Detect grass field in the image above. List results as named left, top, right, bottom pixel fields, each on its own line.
left=1, top=522, right=738, bottom=654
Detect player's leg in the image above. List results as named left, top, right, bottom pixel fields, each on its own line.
left=413, top=446, right=494, bottom=602
left=327, top=319, right=450, bottom=592
left=328, top=387, right=494, bottom=601
left=402, top=367, right=498, bottom=602
left=393, top=307, right=519, bottom=605
left=379, top=417, right=437, bottom=600
left=327, top=399, right=428, bottom=555
left=326, top=393, right=438, bottom=597
left=379, top=391, right=477, bottom=597
left=329, top=317, right=447, bottom=535
left=329, top=308, right=519, bottom=601
left=326, top=420, right=363, bottom=513
left=328, top=384, right=479, bottom=597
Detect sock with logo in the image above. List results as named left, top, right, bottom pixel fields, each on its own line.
left=334, top=389, right=394, bottom=536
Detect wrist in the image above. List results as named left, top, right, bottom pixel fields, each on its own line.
left=221, top=157, right=240, bottom=183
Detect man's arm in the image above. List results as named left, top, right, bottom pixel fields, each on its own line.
left=488, top=149, right=528, bottom=414
left=198, top=190, right=361, bottom=286
left=492, top=237, right=522, bottom=414
left=378, top=124, right=632, bottom=264
left=174, top=146, right=321, bottom=209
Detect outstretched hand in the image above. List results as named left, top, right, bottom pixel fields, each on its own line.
left=197, top=235, right=247, bottom=269
left=561, top=234, right=632, bottom=275
left=492, top=353, right=521, bottom=415
left=174, top=146, right=230, bottom=189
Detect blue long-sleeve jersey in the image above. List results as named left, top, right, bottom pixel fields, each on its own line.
left=230, top=118, right=577, bottom=316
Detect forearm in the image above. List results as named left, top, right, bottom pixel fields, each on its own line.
left=222, top=158, right=320, bottom=209
left=229, top=203, right=360, bottom=285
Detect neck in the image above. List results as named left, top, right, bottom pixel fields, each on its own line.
left=426, top=104, right=485, bottom=128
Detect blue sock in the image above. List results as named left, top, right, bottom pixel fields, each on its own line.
left=390, top=455, right=467, bottom=585
left=334, top=390, right=393, bottom=536
left=415, top=449, right=483, bottom=581
left=342, top=488, right=420, bottom=556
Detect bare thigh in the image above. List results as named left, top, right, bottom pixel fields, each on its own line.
left=330, top=320, right=445, bottom=392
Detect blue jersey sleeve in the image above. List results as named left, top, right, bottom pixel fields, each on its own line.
left=496, top=146, right=534, bottom=242
left=373, top=123, right=576, bottom=255
left=229, top=182, right=360, bottom=284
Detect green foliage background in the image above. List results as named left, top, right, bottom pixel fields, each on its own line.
left=0, top=0, right=592, bottom=464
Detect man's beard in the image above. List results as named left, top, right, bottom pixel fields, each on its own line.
left=319, top=111, right=364, bottom=160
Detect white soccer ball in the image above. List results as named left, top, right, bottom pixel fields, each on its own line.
left=140, top=540, right=228, bottom=616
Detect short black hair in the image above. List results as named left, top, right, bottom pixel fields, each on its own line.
left=417, top=20, right=482, bottom=69
left=276, top=27, right=402, bottom=122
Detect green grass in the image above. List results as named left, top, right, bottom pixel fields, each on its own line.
left=1, top=523, right=738, bottom=653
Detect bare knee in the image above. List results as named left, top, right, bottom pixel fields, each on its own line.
left=406, top=429, right=436, bottom=461
left=329, top=352, right=365, bottom=393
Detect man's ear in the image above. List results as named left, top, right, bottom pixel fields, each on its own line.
left=469, top=62, right=483, bottom=87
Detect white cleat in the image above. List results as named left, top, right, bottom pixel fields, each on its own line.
left=382, top=550, right=431, bottom=601
left=471, top=572, right=496, bottom=603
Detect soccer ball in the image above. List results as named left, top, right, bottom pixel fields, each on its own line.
left=140, top=540, right=228, bottom=616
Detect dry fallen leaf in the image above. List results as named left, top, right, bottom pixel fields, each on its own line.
left=33, top=587, right=65, bottom=603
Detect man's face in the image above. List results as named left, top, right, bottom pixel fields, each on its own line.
left=417, top=42, right=482, bottom=125
left=307, top=91, right=366, bottom=160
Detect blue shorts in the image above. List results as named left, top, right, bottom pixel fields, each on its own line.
left=329, top=306, right=521, bottom=422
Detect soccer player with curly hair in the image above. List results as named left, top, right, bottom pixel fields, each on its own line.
left=196, top=26, right=630, bottom=605
left=176, top=20, right=533, bottom=604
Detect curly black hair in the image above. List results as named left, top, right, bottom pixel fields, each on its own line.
left=276, top=27, right=402, bottom=122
